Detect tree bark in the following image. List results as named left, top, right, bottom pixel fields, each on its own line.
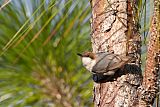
left=139, top=0, right=160, bottom=106
left=90, top=0, right=159, bottom=107
left=90, top=0, right=142, bottom=107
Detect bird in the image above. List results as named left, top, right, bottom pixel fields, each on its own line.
left=77, top=51, right=132, bottom=75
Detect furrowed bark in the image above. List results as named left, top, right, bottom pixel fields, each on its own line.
left=139, top=0, right=160, bottom=106
left=90, top=0, right=142, bottom=107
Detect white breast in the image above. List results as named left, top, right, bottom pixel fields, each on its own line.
left=82, top=57, right=96, bottom=72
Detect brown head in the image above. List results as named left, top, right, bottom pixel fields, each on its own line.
left=77, top=51, right=96, bottom=59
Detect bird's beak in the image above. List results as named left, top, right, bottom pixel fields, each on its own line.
left=77, top=53, right=82, bottom=57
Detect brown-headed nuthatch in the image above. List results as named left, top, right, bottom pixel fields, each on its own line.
left=77, top=52, right=132, bottom=75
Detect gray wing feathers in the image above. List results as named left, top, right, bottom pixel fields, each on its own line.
left=92, top=53, right=131, bottom=74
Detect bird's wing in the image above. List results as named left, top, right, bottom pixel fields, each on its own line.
left=107, top=55, right=132, bottom=71
left=92, top=53, right=118, bottom=73
left=92, top=53, right=131, bottom=74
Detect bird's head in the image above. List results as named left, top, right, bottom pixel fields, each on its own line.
left=77, top=52, right=96, bottom=72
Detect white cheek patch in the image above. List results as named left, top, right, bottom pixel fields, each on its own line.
left=82, top=57, right=96, bottom=72
left=82, top=57, right=91, bottom=66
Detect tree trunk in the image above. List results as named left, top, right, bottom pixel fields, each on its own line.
left=139, top=0, right=160, bottom=106
left=90, top=0, right=159, bottom=107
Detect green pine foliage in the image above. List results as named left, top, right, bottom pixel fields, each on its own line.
left=0, top=0, right=92, bottom=106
